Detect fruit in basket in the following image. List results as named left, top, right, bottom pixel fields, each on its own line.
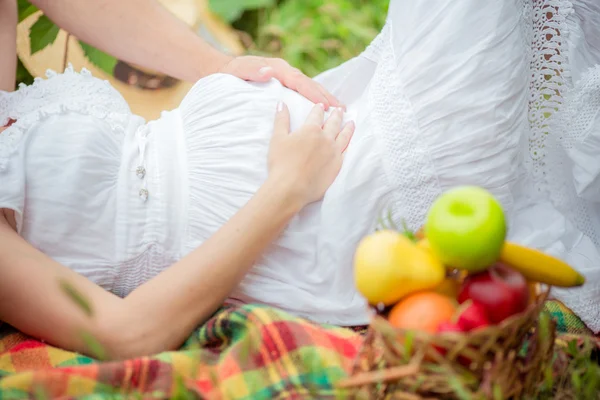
left=434, top=322, right=464, bottom=357
left=425, top=186, right=506, bottom=272
left=354, top=230, right=445, bottom=305
left=434, top=277, right=461, bottom=298
left=458, top=263, right=529, bottom=323
left=388, top=291, right=457, bottom=333
left=500, top=241, right=585, bottom=287
left=436, top=321, right=463, bottom=333
left=456, top=301, right=490, bottom=331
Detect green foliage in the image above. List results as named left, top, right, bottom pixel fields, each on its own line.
left=59, top=280, right=94, bottom=317
left=17, top=0, right=39, bottom=22
left=16, top=58, right=34, bottom=87
left=78, top=41, right=117, bottom=75
left=28, top=15, right=60, bottom=54
left=17, top=0, right=117, bottom=81
left=209, top=0, right=275, bottom=23
left=254, top=0, right=388, bottom=76
left=80, top=331, right=108, bottom=361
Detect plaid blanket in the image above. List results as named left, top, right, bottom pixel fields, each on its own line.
left=0, top=301, right=591, bottom=399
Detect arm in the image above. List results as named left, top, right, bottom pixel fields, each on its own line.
left=29, top=0, right=341, bottom=108
left=0, top=0, right=17, bottom=91
left=0, top=105, right=355, bottom=360
left=30, top=0, right=226, bottom=83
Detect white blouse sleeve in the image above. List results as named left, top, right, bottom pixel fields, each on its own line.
left=558, top=65, right=600, bottom=201
left=0, top=66, right=132, bottom=231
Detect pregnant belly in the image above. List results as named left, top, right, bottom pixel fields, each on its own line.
left=178, top=74, right=329, bottom=264
left=177, top=74, right=379, bottom=324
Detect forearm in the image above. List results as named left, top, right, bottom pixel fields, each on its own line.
left=0, top=176, right=299, bottom=359
left=0, top=0, right=17, bottom=91
left=30, top=0, right=231, bottom=82
left=108, top=176, right=301, bottom=357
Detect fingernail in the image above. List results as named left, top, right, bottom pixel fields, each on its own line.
left=345, top=120, right=356, bottom=131
left=276, top=101, right=284, bottom=112
left=259, top=66, right=273, bottom=76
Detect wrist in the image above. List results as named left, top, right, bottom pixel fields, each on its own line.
left=260, top=175, right=305, bottom=217
left=186, top=40, right=233, bottom=81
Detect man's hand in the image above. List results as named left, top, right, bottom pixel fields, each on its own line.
left=29, top=0, right=342, bottom=108
left=219, top=56, right=342, bottom=110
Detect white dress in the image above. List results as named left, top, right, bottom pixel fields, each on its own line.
left=1, top=0, right=600, bottom=331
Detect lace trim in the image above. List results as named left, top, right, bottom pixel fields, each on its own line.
left=525, top=0, right=574, bottom=171
left=368, top=21, right=441, bottom=232
left=0, top=64, right=131, bottom=171
left=521, top=0, right=600, bottom=248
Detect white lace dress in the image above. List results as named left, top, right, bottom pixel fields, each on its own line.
left=1, top=0, right=599, bottom=331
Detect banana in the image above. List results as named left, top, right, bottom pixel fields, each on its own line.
left=499, top=242, right=585, bottom=287
left=418, top=238, right=585, bottom=287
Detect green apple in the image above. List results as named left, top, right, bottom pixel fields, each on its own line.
left=425, top=186, right=506, bottom=272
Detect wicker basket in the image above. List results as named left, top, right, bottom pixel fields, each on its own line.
left=338, top=289, right=556, bottom=399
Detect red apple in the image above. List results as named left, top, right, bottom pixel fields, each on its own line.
left=435, top=322, right=476, bottom=367
left=458, top=263, right=529, bottom=324
left=434, top=322, right=463, bottom=357
left=456, top=301, right=490, bottom=331
left=437, top=321, right=464, bottom=333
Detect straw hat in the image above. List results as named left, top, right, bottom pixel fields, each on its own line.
left=16, top=0, right=244, bottom=120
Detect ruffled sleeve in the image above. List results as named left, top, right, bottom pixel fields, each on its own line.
left=0, top=65, right=131, bottom=170
left=0, top=65, right=131, bottom=231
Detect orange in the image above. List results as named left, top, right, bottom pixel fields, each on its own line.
left=388, top=291, right=457, bottom=333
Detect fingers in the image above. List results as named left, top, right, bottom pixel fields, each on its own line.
left=335, top=121, right=356, bottom=154
left=293, top=75, right=331, bottom=108
left=315, top=82, right=344, bottom=109
left=222, top=56, right=345, bottom=109
left=293, top=75, right=344, bottom=110
left=304, top=103, right=325, bottom=127
left=242, top=63, right=274, bottom=83
left=220, top=56, right=275, bottom=82
left=272, top=102, right=290, bottom=139
left=255, top=66, right=275, bottom=82
left=323, top=108, right=344, bottom=139
left=269, top=59, right=332, bottom=109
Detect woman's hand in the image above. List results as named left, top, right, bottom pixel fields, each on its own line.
left=0, top=104, right=353, bottom=358
left=268, top=102, right=355, bottom=207
left=0, top=103, right=354, bottom=358
left=219, top=56, right=343, bottom=110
